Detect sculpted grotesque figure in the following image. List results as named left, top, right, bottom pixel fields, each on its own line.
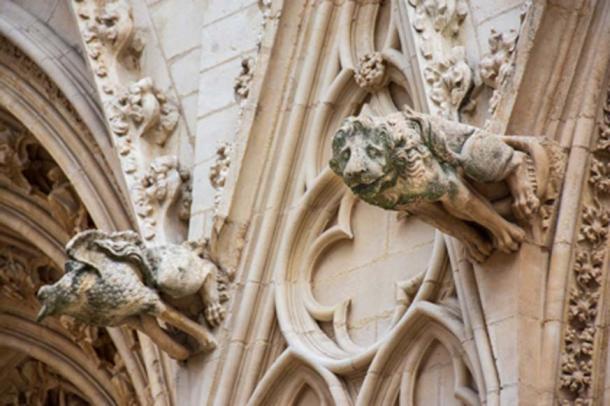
left=330, top=107, right=562, bottom=262
left=36, top=230, right=226, bottom=360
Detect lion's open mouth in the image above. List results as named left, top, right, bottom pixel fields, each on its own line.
left=350, top=172, right=393, bottom=196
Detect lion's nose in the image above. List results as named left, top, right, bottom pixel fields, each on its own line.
left=344, top=167, right=366, bottom=184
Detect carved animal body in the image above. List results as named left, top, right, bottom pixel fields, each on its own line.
left=330, top=108, right=562, bottom=262
left=36, top=230, right=225, bottom=360
left=37, top=258, right=160, bottom=326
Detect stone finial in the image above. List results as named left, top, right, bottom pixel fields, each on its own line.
left=354, top=52, right=387, bottom=91
left=36, top=230, right=228, bottom=360
left=329, top=107, right=564, bottom=262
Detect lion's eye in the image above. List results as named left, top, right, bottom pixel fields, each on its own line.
left=341, top=149, right=350, bottom=161
left=367, top=146, right=382, bottom=159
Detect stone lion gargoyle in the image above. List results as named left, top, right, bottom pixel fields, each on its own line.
left=36, top=230, right=226, bottom=360
left=330, top=107, right=563, bottom=262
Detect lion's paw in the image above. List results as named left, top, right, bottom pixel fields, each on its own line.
left=493, top=223, right=525, bottom=253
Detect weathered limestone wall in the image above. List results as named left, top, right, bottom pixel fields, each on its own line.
left=189, top=0, right=263, bottom=238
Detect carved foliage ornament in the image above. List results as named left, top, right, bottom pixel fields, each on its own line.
left=329, top=107, right=564, bottom=262
left=0, top=120, right=91, bottom=234
left=479, top=28, right=519, bottom=114
left=234, top=57, right=256, bottom=103
left=558, top=81, right=610, bottom=405
left=75, top=0, right=142, bottom=77
left=132, top=155, right=191, bottom=240
left=71, top=1, right=182, bottom=242
left=36, top=230, right=228, bottom=360
left=354, top=52, right=387, bottom=91
left=107, top=77, right=179, bottom=146
left=406, top=0, right=474, bottom=118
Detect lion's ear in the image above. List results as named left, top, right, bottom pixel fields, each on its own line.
left=402, top=105, right=429, bottom=135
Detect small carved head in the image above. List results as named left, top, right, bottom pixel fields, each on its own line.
left=329, top=116, right=397, bottom=198
left=36, top=259, right=89, bottom=322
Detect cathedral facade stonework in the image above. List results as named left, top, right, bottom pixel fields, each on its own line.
left=0, top=0, right=609, bottom=405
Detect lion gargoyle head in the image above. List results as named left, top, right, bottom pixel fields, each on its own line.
left=329, top=114, right=427, bottom=209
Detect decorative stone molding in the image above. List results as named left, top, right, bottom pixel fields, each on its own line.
left=409, top=0, right=468, bottom=37
left=36, top=230, right=228, bottom=360
left=75, top=0, right=142, bottom=79
left=0, top=119, right=92, bottom=236
left=406, top=0, right=474, bottom=119
left=70, top=0, right=183, bottom=242
left=423, top=46, right=475, bottom=115
left=107, top=78, right=179, bottom=146
left=132, top=155, right=189, bottom=240
left=558, top=83, right=610, bottom=404
left=354, top=52, right=387, bottom=91
left=479, top=29, right=519, bottom=114
left=209, top=142, right=232, bottom=210
left=329, top=107, right=564, bottom=262
left=0, top=358, right=90, bottom=405
left=0, top=124, right=33, bottom=192
left=0, top=246, right=56, bottom=302
left=234, top=57, right=256, bottom=104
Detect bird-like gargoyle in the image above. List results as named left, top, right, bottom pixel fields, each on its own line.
left=36, top=230, right=226, bottom=360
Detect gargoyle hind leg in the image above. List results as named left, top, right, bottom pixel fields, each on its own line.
left=153, top=302, right=217, bottom=352
left=409, top=203, right=493, bottom=263
left=128, top=315, right=190, bottom=361
left=505, top=150, right=540, bottom=220
left=198, top=264, right=226, bottom=327
left=442, top=179, right=525, bottom=254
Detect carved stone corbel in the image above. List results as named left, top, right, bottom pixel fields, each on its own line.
left=36, top=230, right=228, bottom=360
left=329, top=107, right=565, bottom=262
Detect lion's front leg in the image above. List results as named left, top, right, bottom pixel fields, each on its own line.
left=409, top=203, right=493, bottom=263
left=441, top=178, right=525, bottom=254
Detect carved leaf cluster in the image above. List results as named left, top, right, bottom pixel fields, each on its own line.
left=479, top=29, right=519, bottom=113
left=234, top=57, right=256, bottom=103
left=72, top=1, right=184, bottom=241
left=559, top=83, right=610, bottom=404
left=423, top=46, right=474, bottom=117
left=209, top=142, right=233, bottom=210
left=354, top=52, right=387, bottom=90
left=407, top=0, right=474, bottom=119
left=133, top=156, right=190, bottom=240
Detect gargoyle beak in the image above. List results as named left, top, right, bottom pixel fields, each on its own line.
left=36, top=305, right=50, bottom=322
